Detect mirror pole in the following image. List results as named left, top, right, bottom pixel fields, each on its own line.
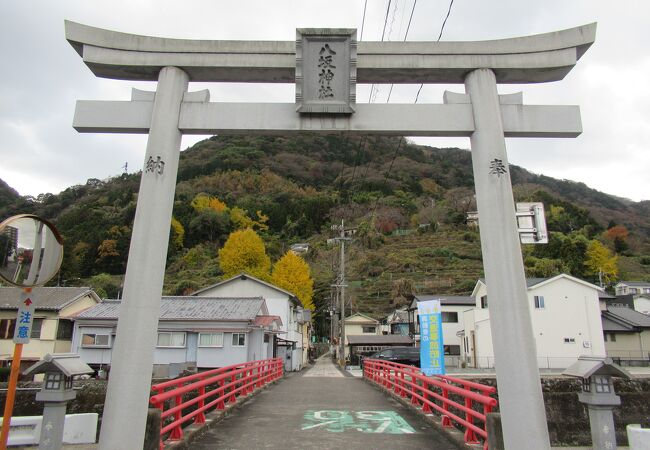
left=0, top=287, right=30, bottom=449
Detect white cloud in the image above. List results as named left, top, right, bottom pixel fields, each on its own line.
left=1, top=0, right=648, bottom=202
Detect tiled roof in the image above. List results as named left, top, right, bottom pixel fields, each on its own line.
left=605, top=306, right=650, bottom=328
left=601, top=315, right=634, bottom=332
left=75, top=297, right=265, bottom=321
left=0, top=287, right=97, bottom=311
left=617, top=281, right=650, bottom=287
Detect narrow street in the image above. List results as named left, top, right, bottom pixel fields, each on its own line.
left=191, top=356, right=458, bottom=449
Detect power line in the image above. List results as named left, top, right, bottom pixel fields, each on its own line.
left=386, top=0, right=418, bottom=103
left=368, top=0, right=393, bottom=103
left=437, top=0, right=455, bottom=42
left=359, top=0, right=368, bottom=41
left=413, top=0, right=454, bottom=103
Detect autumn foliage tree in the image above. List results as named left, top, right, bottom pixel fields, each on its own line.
left=218, top=228, right=271, bottom=280
left=271, top=251, right=315, bottom=310
left=585, top=240, right=618, bottom=286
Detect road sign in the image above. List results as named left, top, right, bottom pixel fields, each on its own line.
left=13, top=291, right=36, bottom=344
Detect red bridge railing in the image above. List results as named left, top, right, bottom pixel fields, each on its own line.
left=149, top=358, right=283, bottom=449
left=363, top=359, right=497, bottom=450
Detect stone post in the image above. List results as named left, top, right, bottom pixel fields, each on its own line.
left=464, top=68, right=550, bottom=450
left=98, top=66, right=189, bottom=450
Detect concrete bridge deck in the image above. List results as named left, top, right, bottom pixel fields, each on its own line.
left=190, top=356, right=458, bottom=449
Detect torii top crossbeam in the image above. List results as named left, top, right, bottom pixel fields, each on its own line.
left=66, top=20, right=595, bottom=84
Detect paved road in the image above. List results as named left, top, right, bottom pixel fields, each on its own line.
left=191, top=356, right=458, bottom=450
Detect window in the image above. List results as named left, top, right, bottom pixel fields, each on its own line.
left=56, top=320, right=74, bottom=340
left=441, top=312, right=458, bottom=323
left=362, top=326, right=376, bottom=333
left=0, top=319, right=16, bottom=339
left=45, top=373, right=62, bottom=390
left=605, top=332, right=616, bottom=342
left=30, top=318, right=44, bottom=339
left=157, top=332, right=186, bottom=347
left=198, top=332, right=223, bottom=347
left=232, top=333, right=246, bottom=347
left=444, top=345, right=461, bottom=355
left=264, top=334, right=270, bottom=343
left=534, top=296, right=545, bottom=309
left=564, top=337, right=576, bottom=344
left=594, top=376, right=611, bottom=393
left=81, top=333, right=110, bottom=347
left=480, top=295, right=488, bottom=309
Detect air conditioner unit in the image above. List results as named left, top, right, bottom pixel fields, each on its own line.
left=583, top=341, right=592, bottom=348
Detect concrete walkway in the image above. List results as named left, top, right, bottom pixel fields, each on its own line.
left=190, top=356, right=459, bottom=449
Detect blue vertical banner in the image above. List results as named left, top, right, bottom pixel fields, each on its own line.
left=417, top=299, right=445, bottom=376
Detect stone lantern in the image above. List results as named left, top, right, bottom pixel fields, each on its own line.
left=23, top=353, right=93, bottom=450
left=563, top=355, right=631, bottom=450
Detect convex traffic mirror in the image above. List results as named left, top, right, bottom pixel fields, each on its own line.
left=0, top=214, right=64, bottom=287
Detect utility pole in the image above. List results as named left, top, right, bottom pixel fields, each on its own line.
left=331, top=220, right=353, bottom=368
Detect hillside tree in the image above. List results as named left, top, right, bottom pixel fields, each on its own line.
left=585, top=240, right=618, bottom=286
left=271, top=251, right=315, bottom=310
left=218, top=228, right=271, bottom=280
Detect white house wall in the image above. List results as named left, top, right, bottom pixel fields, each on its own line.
left=634, top=297, right=650, bottom=315
left=196, top=279, right=302, bottom=352
left=464, top=277, right=606, bottom=369
left=73, top=320, right=267, bottom=371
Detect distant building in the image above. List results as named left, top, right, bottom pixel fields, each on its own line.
left=408, top=295, right=475, bottom=366
left=192, top=273, right=307, bottom=372
left=615, top=281, right=650, bottom=296
left=71, top=296, right=281, bottom=378
left=0, top=287, right=101, bottom=373
left=464, top=274, right=606, bottom=369
left=601, top=306, right=650, bottom=362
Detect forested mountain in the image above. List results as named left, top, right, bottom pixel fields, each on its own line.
left=1, top=135, right=649, bottom=329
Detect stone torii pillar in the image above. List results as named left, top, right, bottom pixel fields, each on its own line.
left=65, top=21, right=596, bottom=450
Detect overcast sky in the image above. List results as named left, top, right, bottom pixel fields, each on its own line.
left=1, top=1, right=648, bottom=202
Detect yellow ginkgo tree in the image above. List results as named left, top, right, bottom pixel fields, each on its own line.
left=271, top=251, right=315, bottom=310
left=584, top=240, right=618, bottom=287
left=218, top=228, right=271, bottom=280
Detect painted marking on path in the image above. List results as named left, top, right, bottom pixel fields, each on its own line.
left=302, top=410, right=415, bottom=434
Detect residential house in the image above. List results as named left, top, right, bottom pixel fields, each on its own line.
left=347, top=334, right=413, bottom=365
left=614, top=281, right=650, bottom=296
left=463, top=274, right=606, bottom=369
left=601, top=306, right=650, bottom=362
left=192, top=274, right=306, bottom=371
left=384, top=308, right=409, bottom=336
left=407, top=295, right=475, bottom=366
left=71, top=296, right=281, bottom=378
left=343, top=313, right=380, bottom=359
left=0, top=287, right=100, bottom=372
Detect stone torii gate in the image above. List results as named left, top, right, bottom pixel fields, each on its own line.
left=65, top=21, right=596, bottom=450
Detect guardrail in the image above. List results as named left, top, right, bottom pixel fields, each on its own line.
left=149, top=358, right=283, bottom=449
left=363, top=359, right=497, bottom=450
